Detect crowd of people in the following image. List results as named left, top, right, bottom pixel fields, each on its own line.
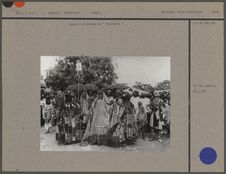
left=40, top=87, right=170, bottom=147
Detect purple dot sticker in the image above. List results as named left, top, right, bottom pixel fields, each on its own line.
left=199, top=147, right=217, bottom=165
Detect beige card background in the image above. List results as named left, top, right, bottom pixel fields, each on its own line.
left=190, top=20, right=224, bottom=172
left=1, top=2, right=224, bottom=172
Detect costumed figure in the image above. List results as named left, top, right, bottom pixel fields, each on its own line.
left=161, top=102, right=170, bottom=136
left=71, top=93, right=83, bottom=142
left=40, top=89, right=46, bottom=126
left=80, top=91, right=96, bottom=146
left=88, top=90, right=114, bottom=145
left=43, top=93, right=53, bottom=133
left=55, top=90, right=66, bottom=144
left=121, top=92, right=138, bottom=145
left=137, top=101, right=147, bottom=140
left=108, top=94, right=126, bottom=147
left=149, top=96, right=164, bottom=142
left=64, top=90, right=74, bottom=144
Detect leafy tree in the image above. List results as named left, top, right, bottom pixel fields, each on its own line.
left=45, top=56, right=118, bottom=91
left=133, top=81, right=155, bottom=92
left=155, top=80, right=170, bottom=90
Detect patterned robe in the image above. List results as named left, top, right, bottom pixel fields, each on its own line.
left=109, top=102, right=125, bottom=144
left=89, top=94, right=114, bottom=145
left=121, top=101, right=138, bottom=142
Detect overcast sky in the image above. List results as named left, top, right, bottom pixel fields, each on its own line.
left=41, top=56, right=170, bottom=86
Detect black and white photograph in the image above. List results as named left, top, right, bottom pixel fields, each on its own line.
left=40, top=56, right=170, bottom=151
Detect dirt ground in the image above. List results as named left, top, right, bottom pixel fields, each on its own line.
left=40, top=126, right=170, bottom=152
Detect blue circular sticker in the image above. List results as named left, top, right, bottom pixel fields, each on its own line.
left=199, top=147, right=217, bottom=165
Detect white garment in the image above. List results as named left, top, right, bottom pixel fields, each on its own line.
left=162, top=104, right=170, bottom=124
left=158, top=121, right=164, bottom=130
left=130, top=97, right=141, bottom=115
left=140, top=98, right=150, bottom=112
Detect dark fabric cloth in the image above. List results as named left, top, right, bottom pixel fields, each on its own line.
left=41, top=90, right=45, bottom=100
left=119, top=101, right=137, bottom=145
left=153, top=113, right=159, bottom=128
left=147, top=112, right=151, bottom=124
left=65, top=94, right=72, bottom=103
left=146, top=112, right=152, bottom=132
left=108, top=123, right=125, bottom=147
left=46, top=96, right=51, bottom=105
left=137, top=120, right=146, bottom=139
left=40, top=106, right=45, bottom=126
left=55, top=91, right=65, bottom=108
left=56, top=107, right=64, bottom=124
left=89, top=134, right=109, bottom=146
